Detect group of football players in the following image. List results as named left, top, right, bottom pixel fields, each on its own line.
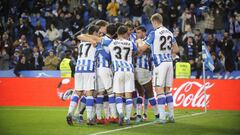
left=65, top=13, right=179, bottom=126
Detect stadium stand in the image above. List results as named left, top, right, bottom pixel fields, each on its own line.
left=0, top=0, right=239, bottom=77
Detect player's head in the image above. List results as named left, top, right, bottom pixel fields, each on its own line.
left=117, top=26, right=129, bottom=39
left=95, top=20, right=109, bottom=37
left=125, top=21, right=134, bottom=37
left=106, top=23, right=117, bottom=38
left=136, top=26, right=146, bottom=39
left=150, top=13, right=163, bottom=29
left=88, top=25, right=98, bottom=36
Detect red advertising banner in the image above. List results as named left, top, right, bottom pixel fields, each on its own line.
left=0, top=78, right=239, bottom=110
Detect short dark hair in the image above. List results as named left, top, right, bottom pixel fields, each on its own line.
left=136, top=26, right=146, bottom=33
left=117, top=26, right=128, bottom=35
left=115, top=22, right=124, bottom=30
left=107, top=23, right=117, bottom=37
left=95, top=20, right=108, bottom=27
left=88, top=25, right=98, bottom=35
left=151, top=13, right=163, bottom=23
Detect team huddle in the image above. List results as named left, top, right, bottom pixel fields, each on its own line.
left=66, top=13, right=179, bottom=126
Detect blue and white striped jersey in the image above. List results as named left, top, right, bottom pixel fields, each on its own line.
left=134, top=37, right=151, bottom=70
left=109, top=39, right=138, bottom=72
left=145, top=26, right=176, bottom=67
left=97, top=35, right=112, bottom=68
left=129, top=33, right=136, bottom=43
left=75, top=42, right=96, bottom=73
left=135, top=51, right=151, bottom=70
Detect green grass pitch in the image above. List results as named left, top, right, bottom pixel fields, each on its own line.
left=0, top=107, right=239, bottom=135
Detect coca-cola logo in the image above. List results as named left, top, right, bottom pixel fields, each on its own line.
left=172, top=81, right=214, bottom=108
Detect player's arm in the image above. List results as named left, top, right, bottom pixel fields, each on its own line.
left=96, top=44, right=111, bottom=61
left=132, top=41, right=138, bottom=57
left=137, top=31, right=154, bottom=55
left=171, top=37, right=179, bottom=54
left=77, top=34, right=102, bottom=47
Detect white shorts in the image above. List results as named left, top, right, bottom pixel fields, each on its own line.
left=113, top=71, right=135, bottom=93
left=135, top=68, right=152, bottom=85
left=96, top=68, right=113, bottom=92
left=74, top=72, right=95, bottom=91
left=153, top=62, right=173, bottom=88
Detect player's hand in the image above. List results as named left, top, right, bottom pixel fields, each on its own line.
left=90, top=40, right=97, bottom=47
left=136, top=39, right=143, bottom=47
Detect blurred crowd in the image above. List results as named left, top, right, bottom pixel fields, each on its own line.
left=0, top=0, right=239, bottom=77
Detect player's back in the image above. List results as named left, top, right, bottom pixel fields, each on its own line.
left=151, top=26, right=175, bottom=66
left=109, top=39, right=136, bottom=72
left=97, top=35, right=112, bottom=68
left=75, top=41, right=96, bottom=72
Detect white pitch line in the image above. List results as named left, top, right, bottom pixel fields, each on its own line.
left=89, top=112, right=207, bottom=135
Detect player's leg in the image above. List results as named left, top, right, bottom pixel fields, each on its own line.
left=74, top=95, right=86, bottom=124
left=143, top=92, right=149, bottom=121
left=84, top=73, right=96, bottom=125
left=66, top=73, right=83, bottom=125
left=143, top=80, right=159, bottom=120
left=154, top=63, right=168, bottom=124
left=134, top=67, right=150, bottom=122
left=135, top=80, right=144, bottom=123
left=165, top=62, right=174, bottom=123
left=95, top=68, right=108, bottom=124
left=131, top=90, right=138, bottom=120
left=95, top=91, right=104, bottom=124
left=86, top=90, right=95, bottom=125
left=124, top=72, right=135, bottom=125
left=102, top=68, right=117, bottom=123
left=103, top=93, right=110, bottom=124
left=113, top=72, right=124, bottom=126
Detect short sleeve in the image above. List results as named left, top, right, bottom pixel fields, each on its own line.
left=145, top=31, right=155, bottom=46
left=101, top=38, right=112, bottom=47
left=96, top=43, right=101, bottom=51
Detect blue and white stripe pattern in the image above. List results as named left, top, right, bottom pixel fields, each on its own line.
left=135, top=54, right=150, bottom=69
left=152, top=53, right=172, bottom=67
left=202, top=41, right=215, bottom=71
left=135, top=37, right=150, bottom=70
left=112, top=60, right=134, bottom=72
left=129, top=33, right=136, bottom=43
left=75, top=59, right=95, bottom=73
left=75, top=42, right=96, bottom=73
left=97, top=53, right=110, bottom=68
left=109, top=39, right=137, bottom=73
left=97, top=36, right=112, bottom=68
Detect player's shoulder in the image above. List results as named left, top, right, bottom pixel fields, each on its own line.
left=102, top=35, right=113, bottom=45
